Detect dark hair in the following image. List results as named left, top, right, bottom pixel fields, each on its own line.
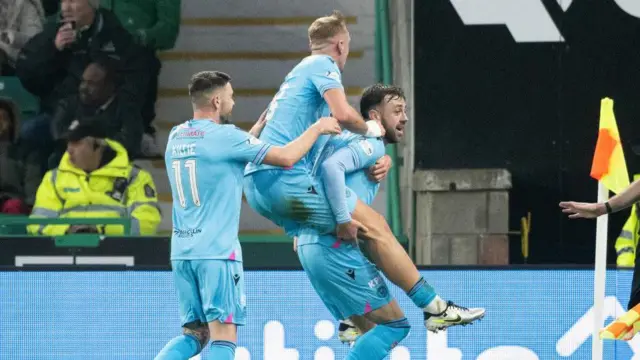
left=0, top=98, right=17, bottom=140
left=90, top=56, right=120, bottom=87
left=359, top=84, right=405, bottom=119
left=188, top=71, right=231, bottom=103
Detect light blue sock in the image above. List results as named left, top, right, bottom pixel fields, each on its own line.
left=407, top=277, right=437, bottom=308
left=154, top=334, right=201, bottom=360
left=210, top=340, right=236, bottom=360
left=345, top=318, right=410, bottom=360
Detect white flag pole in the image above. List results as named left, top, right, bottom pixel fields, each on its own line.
left=592, top=181, right=609, bottom=360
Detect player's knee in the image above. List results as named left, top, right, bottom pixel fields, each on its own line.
left=183, top=324, right=210, bottom=348
left=398, top=323, right=411, bottom=341
left=382, top=321, right=410, bottom=344
left=208, top=320, right=238, bottom=343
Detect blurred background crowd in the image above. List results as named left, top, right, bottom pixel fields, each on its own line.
left=0, top=0, right=179, bottom=233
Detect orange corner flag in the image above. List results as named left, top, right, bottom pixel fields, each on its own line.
left=590, top=98, right=630, bottom=194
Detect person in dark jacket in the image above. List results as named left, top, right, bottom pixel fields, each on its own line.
left=101, top=0, right=181, bottom=151
left=14, top=0, right=148, bottom=147
left=0, top=97, right=42, bottom=214
left=49, top=58, right=143, bottom=167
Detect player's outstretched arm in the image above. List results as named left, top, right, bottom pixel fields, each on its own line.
left=320, top=146, right=371, bottom=240
left=324, top=89, right=384, bottom=137
left=560, top=178, right=640, bottom=218
left=262, top=117, right=341, bottom=167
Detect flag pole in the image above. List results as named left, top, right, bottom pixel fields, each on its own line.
left=592, top=181, right=609, bottom=360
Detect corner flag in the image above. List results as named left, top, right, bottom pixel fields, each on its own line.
left=590, top=98, right=630, bottom=194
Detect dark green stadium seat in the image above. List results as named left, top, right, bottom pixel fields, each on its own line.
left=0, top=76, right=40, bottom=117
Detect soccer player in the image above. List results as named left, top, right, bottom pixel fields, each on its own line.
left=296, top=85, right=484, bottom=359
left=244, top=11, right=484, bottom=332
left=155, top=71, right=341, bottom=360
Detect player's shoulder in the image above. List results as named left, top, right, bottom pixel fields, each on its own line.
left=168, top=120, right=212, bottom=141
left=216, top=124, right=263, bottom=145
left=303, top=54, right=339, bottom=70
left=219, top=124, right=247, bottom=136
left=351, top=135, right=385, bottom=157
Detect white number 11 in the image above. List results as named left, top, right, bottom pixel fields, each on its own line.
left=171, top=159, right=201, bottom=208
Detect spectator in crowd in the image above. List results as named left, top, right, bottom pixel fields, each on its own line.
left=14, top=0, right=148, bottom=149
left=49, top=58, right=143, bottom=167
left=27, top=120, right=161, bottom=236
left=101, top=0, right=181, bottom=156
left=0, top=0, right=45, bottom=74
left=0, top=98, right=42, bottom=214
left=41, top=0, right=61, bottom=18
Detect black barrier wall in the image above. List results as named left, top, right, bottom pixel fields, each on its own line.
left=0, top=238, right=302, bottom=268
left=415, top=0, right=640, bottom=264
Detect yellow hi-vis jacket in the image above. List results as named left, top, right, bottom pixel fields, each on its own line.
left=616, top=174, right=640, bottom=267
left=27, top=139, right=161, bottom=236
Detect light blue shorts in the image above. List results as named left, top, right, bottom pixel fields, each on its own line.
left=171, top=259, right=246, bottom=326
left=297, top=240, right=393, bottom=321
left=243, top=169, right=357, bottom=236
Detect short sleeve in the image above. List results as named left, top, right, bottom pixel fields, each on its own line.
left=347, top=138, right=386, bottom=170
left=309, top=57, right=344, bottom=96
left=225, top=126, right=272, bottom=165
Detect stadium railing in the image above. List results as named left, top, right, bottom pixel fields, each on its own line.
left=0, top=215, right=131, bottom=246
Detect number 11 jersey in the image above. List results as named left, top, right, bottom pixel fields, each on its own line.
left=165, top=120, right=271, bottom=261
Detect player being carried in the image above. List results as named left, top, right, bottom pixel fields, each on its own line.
left=243, top=11, right=485, bottom=333
left=155, top=71, right=341, bottom=360
left=297, top=85, right=482, bottom=359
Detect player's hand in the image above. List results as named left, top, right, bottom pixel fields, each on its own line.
left=313, top=117, right=342, bottom=135
left=293, top=236, right=298, bottom=252
left=368, top=155, right=392, bottom=183
left=55, top=23, right=76, bottom=51
left=559, top=201, right=606, bottom=219
left=336, top=219, right=369, bottom=241
left=249, top=109, right=268, bottom=137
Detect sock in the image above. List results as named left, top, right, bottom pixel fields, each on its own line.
left=407, top=277, right=438, bottom=310
left=154, top=334, right=201, bottom=360
left=345, top=318, right=410, bottom=360
left=210, top=340, right=236, bottom=360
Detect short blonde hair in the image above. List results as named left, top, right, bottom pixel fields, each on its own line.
left=308, top=10, right=348, bottom=47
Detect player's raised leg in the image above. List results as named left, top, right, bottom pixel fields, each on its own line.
left=352, top=202, right=485, bottom=331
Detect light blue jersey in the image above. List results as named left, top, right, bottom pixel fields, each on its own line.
left=166, top=120, right=271, bottom=261
left=320, top=131, right=386, bottom=215
left=296, top=132, right=386, bottom=247
left=245, top=54, right=343, bottom=175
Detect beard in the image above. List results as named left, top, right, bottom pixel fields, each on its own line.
left=220, top=115, right=231, bottom=124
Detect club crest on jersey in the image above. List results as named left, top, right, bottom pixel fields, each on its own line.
left=359, top=139, right=374, bottom=156
left=325, top=71, right=341, bottom=81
